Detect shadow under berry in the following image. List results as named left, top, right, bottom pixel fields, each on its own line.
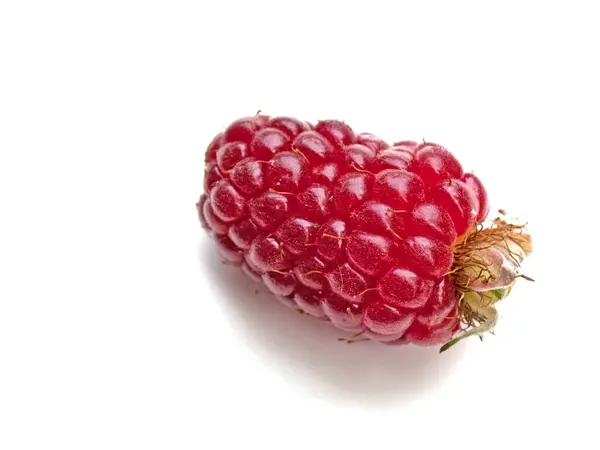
left=197, top=239, right=465, bottom=408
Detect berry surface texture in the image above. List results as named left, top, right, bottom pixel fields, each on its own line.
left=197, top=115, right=532, bottom=351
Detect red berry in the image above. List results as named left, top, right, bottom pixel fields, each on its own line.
left=248, top=191, right=291, bottom=230
left=275, top=218, right=318, bottom=255
left=315, top=120, right=356, bottom=147
left=404, top=319, right=457, bottom=346
left=322, top=295, right=363, bottom=330
left=249, top=127, right=290, bottom=160
left=416, top=276, right=456, bottom=327
left=409, top=203, right=457, bottom=245
left=199, top=115, right=497, bottom=347
left=224, top=116, right=267, bottom=143
left=230, top=158, right=266, bottom=196
left=293, top=256, right=327, bottom=290
left=205, top=133, right=224, bottom=162
left=267, top=151, right=308, bottom=192
left=378, top=268, right=434, bottom=309
left=291, top=131, right=334, bottom=163
left=398, top=236, right=453, bottom=279
left=297, top=184, right=331, bottom=220
left=216, top=142, right=247, bottom=173
left=393, top=141, right=419, bottom=154
left=204, top=162, right=223, bottom=192
left=411, top=143, right=463, bottom=186
left=202, top=199, right=228, bottom=235
left=312, top=162, right=340, bottom=185
left=346, top=231, right=393, bottom=276
left=344, top=144, right=376, bottom=170
left=247, top=234, right=291, bottom=273
left=463, top=173, right=490, bottom=222
left=356, top=133, right=389, bottom=153
left=325, top=263, right=368, bottom=302
left=372, top=149, right=413, bottom=171
left=373, top=169, right=425, bottom=210
left=315, top=219, right=346, bottom=261
left=293, top=288, right=326, bottom=318
left=196, top=194, right=208, bottom=230
left=349, top=201, right=407, bottom=237
left=263, top=271, right=297, bottom=297
left=363, top=303, right=415, bottom=342
left=209, top=181, right=245, bottom=222
left=429, top=179, right=477, bottom=236
left=269, top=116, right=312, bottom=138
left=333, top=172, right=372, bottom=213
left=228, top=219, right=259, bottom=250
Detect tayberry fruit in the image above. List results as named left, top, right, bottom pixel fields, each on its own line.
left=198, top=115, right=532, bottom=351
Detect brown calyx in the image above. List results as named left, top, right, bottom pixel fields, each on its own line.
left=441, top=212, right=533, bottom=352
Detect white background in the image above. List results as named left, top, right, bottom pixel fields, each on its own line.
left=1, top=1, right=598, bottom=449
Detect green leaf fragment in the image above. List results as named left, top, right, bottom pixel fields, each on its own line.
left=439, top=338, right=462, bottom=353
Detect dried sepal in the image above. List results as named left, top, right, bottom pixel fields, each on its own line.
left=442, top=213, right=533, bottom=351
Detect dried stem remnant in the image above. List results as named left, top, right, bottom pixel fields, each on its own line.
left=442, top=214, right=533, bottom=352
